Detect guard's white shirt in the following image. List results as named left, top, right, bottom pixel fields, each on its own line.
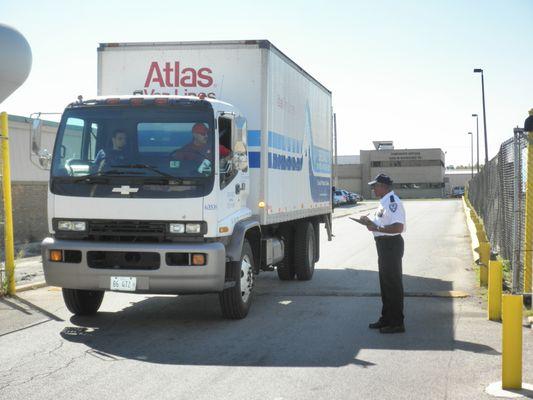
left=371, top=190, right=406, bottom=237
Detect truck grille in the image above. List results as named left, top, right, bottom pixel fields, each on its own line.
left=88, top=220, right=167, bottom=242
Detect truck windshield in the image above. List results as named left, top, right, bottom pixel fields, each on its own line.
left=50, top=105, right=215, bottom=198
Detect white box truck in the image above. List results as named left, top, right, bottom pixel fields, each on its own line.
left=34, top=40, right=333, bottom=319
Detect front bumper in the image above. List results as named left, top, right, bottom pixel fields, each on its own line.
left=41, top=238, right=226, bottom=294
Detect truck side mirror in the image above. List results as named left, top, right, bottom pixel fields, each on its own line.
left=31, top=117, right=42, bottom=154
left=37, top=149, right=52, bottom=169
left=235, top=116, right=247, bottom=144
left=29, top=115, right=51, bottom=170
left=232, top=141, right=248, bottom=172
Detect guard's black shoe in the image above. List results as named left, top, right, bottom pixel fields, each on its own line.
left=379, top=324, right=405, bottom=334
left=368, top=320, right=388, bottom=329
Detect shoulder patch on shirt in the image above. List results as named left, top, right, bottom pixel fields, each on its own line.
left=389, top=195, right=395, bottom=203
left=389, top=203, right=398, bottom=212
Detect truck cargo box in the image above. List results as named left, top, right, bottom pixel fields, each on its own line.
left=98, top=40, right=332, bottom=225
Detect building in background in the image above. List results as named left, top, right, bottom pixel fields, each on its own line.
left=336, top=155, right=362, bottom=194
left=2, top=115, right=57, bottom=244
left=336, top=141, right=446, bottom=199
left=444, top=169, right=475, bottom=196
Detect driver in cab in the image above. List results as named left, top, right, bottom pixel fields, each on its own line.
left=170, top=123, right=230, bottom=173
left=93, top=129, right=130, bottom=170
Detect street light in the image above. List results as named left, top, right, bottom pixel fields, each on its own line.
left=473, top=68, right=488, bottom=165
left=468, top=132, right=473, bottom=179
left=472, top=113, right=479, bottom=172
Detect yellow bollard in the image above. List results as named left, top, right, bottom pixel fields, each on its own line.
left=502, top=294, right=523, bottom=390
left=478, top=242, right=490, bottom=287
left=0, top=112, right=16, bottom=295
left=488, top=260, right=502, bottom=321
left=523, top=110, right=533, bottom=293
left=478, top=241, right=490, bottom=265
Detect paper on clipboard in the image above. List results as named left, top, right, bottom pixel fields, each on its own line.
left=349, top=217, right=373, bottom=226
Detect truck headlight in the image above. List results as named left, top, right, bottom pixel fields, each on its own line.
left=57, top=220, right=87, bottom=231
left=168, top=222, right=206, bottom=235
left=169, top=223, right=185, bottom=234
left=185, top=223, right=202, bottom=234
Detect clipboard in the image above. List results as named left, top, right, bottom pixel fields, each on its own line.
left=349, top=217, right=373, bottom=226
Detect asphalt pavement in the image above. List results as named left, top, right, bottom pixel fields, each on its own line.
left=1, top=199, right=532, bottom=400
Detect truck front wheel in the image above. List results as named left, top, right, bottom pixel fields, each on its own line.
left=62, top=288, right=104, bottom=315
left=295, top=222, right=315, bottom=281
left=219, top=240, right=254, bottom=319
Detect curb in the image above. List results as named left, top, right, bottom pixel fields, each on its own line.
left=15, top=281, right=47, bottom=293
left=462, top=197, right=479, bottom=262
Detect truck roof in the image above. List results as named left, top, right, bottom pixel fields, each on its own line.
left=67, top=95, right=235, bottom=110
left=98, top=40, right=331, bottom=95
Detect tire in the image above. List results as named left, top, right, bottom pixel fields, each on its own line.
left=294, top=222, right=316, bottom=281
left=277, top=263, right=295, bottom=280
left=62, top=288, right=105, bottom=315
left=312, top=221, right=320, bottom=263
left=277, top=228, right=296, bottom=281
left=219, top=240, right=254, bottom=319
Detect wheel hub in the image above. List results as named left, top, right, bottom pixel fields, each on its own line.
left=240, top=255, right=253, bottom=303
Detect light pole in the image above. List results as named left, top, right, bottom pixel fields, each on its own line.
left=468, top=132, right=473, bottom=179
left=472, top=113, right=479, bottom=172
left=473, top=68, right=488, bottom=165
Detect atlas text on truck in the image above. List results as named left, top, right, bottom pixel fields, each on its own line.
left=31, top=40, right=333, bottom=319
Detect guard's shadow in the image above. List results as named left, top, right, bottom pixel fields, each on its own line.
left=61, top=268, right=496, bottom=367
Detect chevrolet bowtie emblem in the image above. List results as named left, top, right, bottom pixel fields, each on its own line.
left=112, top=185, right=139, bottom=195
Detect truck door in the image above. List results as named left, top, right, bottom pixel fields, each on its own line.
left=217, top=114, right=249, bottom=222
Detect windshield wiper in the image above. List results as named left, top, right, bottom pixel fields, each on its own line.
left=111, top=163, right=186, bottom=182
left=67, top=169, right=141, bottom=183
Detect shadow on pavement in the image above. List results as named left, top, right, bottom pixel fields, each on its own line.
left=59, top=269, right=497, bottom=367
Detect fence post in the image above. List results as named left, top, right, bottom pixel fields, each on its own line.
left=524, top=110, right=533, bottom=294
left=512, top=128, right=522, bottom=293
left=0, top=112, right=15, bottom=295
left=488, top=259, right=502, bottom=321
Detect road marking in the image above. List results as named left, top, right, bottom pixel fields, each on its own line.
left=257, top=290, right=469, bottom=298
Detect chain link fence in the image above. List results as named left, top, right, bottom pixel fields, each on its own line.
left=468, top=131, right=529, bottom=293
left=0, top=137, right=4, bottom=295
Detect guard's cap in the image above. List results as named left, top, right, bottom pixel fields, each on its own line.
left=192, top=123, right=209, bottom=135
left=368, top=173, right=393, bottom=186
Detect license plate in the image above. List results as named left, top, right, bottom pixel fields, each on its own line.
left=110, top=276, right=137, bottom=292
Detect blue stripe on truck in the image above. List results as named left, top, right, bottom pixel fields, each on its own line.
left=248, top=151, right=261, bottom=168
left=247, top=130, right=261, bottom=147
left=246, top=130, right=329, bottom=171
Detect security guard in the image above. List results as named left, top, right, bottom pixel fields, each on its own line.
left=361, top=173, right=406, bottom=334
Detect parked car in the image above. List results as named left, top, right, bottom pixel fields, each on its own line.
left=352, top=193, right=364, bottom=202
left=452, top=186, right=465, bottom=198
left=333, top=190, right=348, bottom=207
left=339, top=189, right=357, bottom=204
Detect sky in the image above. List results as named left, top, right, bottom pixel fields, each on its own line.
left=1, top=0, right=532, bottom=166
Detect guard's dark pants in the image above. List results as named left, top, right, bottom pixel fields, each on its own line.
left=375, top=234, right=404, bottom=326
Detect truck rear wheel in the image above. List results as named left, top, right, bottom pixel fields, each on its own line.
left=219, top=240, right=254, bottom=319
left=277, top=263, right=295, bottom=280
left=62, top=288, right=104, bottom=315
left=277, top=229, right=295, bottom=281
left=294, top=222, right=315, bottom=281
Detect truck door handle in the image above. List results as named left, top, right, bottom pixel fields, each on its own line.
left=235, top=184, right=241, bottom=195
